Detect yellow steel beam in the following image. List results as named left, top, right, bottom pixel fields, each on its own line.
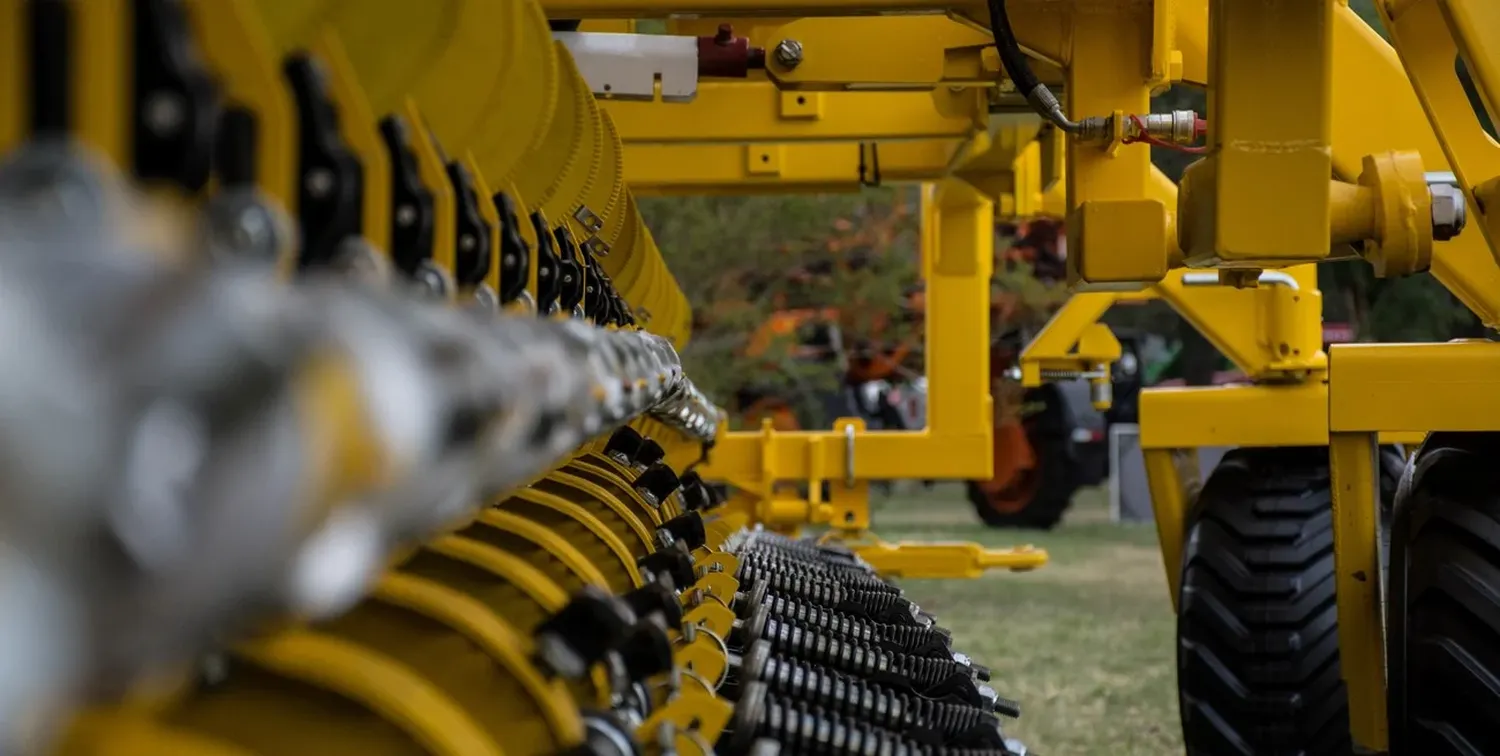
left=549, top=0, right=965, bottom=17
left=662, top=16, right=1059, bottom=88
left=625, top=140, right=967, bottom=195
left=751, top=17, right=999, bottom=90
left=625, top=116, right=1056, bottom=215
left=1327, top=429, right=1387, bottom=751
left=1141, top=382, right=1334, bottom=450
left=605, top=81, right=987, bottom=144
left=1181, top=0, right=1337, bottom=269
left=1143, top=448, right=1194, bottom=611
left=1321, top=339, right=1500, bottom=752
left=1063, top=2, right=1166, bottom=286
left=554, top=0, right=1212, bottom=92
left=1329, top=341, right=1500, bottom=434
left=699, top=178, right=994, bottom=492
left=594, top=2, right=1190, bottom=285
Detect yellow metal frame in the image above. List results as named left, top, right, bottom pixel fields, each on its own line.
left=606, top=53, right=1069, bottom=575
left=725, top=180, right=1000, bottom=491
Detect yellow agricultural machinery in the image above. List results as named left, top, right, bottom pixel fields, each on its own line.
left=0, top=1, right=1496, bottom=756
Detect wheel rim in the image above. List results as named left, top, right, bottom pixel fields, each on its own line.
left=978, top=420, right=1041, bottom=515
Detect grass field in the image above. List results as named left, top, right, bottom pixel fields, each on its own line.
left=869, top=484, right=1183, bottom=756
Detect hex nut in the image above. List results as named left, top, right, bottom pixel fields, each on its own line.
left=1429, top=182, right=1467, bottom=242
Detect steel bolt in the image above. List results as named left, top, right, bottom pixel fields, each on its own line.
left=414, top=262, right=451, bottom=300
left=1428, top=182, right=1467, bottom=242
left=773, top=39, right=803, bottom=70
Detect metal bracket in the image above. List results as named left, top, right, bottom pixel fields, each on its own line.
left=553, top=31, right=699, bottom=102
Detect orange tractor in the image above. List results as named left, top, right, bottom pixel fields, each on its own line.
left=729, top=218, right=1137, bottom=529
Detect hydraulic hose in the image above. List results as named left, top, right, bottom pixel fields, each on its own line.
left=984, top=0, right=1079, bottom=133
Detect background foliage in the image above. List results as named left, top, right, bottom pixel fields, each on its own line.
left=641, top=188, right=1071, bottom=426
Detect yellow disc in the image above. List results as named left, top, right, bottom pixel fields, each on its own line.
left=642, top=252, right=682, bottom=336
left=597, top=111, right=627, bottom=227
left=541, top=59, right=604, bottom=235
left=514, top=43, right=590, bottom=211
left=618, top=202, right=657, bottom=298
left=447, top=0, right=523, bottom=155
left=602, top=188, right=637, bottom=255
left=571, top=107, right=623, bottom=257
left=324, top=0, right=461, bottom=115
left=601, top=193, right=643, bottom=289
left=250, top=0, right=339, bottom=53
left=623, top=251, right=666, bottom=326
left=405, top=0, right=516, bottom=152
left=474, top=0, right=559, bottom=189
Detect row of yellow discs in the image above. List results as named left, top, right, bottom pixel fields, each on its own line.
left=279, top=0, right=691, bottom=343
left=0, top=0, right=714, bottom=753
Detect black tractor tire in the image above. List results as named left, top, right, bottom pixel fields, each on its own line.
left=1177, top=445, right=1403, bottom=756
left=966, top=387, right=1081, bottom=530
left=1388, top=432, right=1500, bottom=755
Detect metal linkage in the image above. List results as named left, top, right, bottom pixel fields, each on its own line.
left=0, top=142, right=717, bottom=748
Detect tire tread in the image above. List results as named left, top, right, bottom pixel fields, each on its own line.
left=1395, top=435, right=1500, bottom=756
left=1178, top=447, right=1352, bottom=756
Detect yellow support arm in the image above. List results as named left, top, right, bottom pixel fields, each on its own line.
left=606, top=81, right=988, bottom=144
left=625, top=140, right=968, bottom=195
left=699, top=177, right=994, bottom=493
left=625, top=116, right=1056, bottom=216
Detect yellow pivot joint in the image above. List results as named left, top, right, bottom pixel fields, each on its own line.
left=1178, top=0, right=1462, bottom=277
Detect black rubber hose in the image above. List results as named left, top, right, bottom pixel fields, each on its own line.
left=984, top=0, right=1039, bottom=95
left=983, top=0, right=1077, bottom=132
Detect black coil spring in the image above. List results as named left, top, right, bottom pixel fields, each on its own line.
left=758, top=592, right=876, bottom=643
left=755, top=592, right=950, bottom=656
left=876, top=621, right=953, bottom=657
left=757, top=653, right=999, bottom=742
left=739, top=550, right=901, bottom=594
left=738, top=561, right=845, bottom=605
left=739, top=566, right=925, bottom=627
left=737, top=544, right=873, bottom=577
left=733, top=691, right=923, bottom=756
left=890, top=653, right=977, bottom=691
left=760, top=616, right=890, bottom=677
left=736, top=534, right=864, bottom=568
left=725, top=685, right=1018, bottom=756
left=843, top=587, right=919, bottom=620
left=760, top=616, right=975, bottom=692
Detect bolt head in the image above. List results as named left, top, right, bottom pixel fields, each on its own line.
left=1429, top=182, right=1467, bottom=242
left=414, top=261, right=452, bottom=300
left=773, top=39, right=803, bottom=69
left=304, top=168, right=337, bottom=199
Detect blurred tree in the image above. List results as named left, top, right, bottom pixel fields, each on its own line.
left=641, top=189, right=921, bottom=426
left=642, top=187, right=1069, bottom=427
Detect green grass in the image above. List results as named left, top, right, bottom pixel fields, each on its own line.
left=868, top=484, right=1182, bottom=756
